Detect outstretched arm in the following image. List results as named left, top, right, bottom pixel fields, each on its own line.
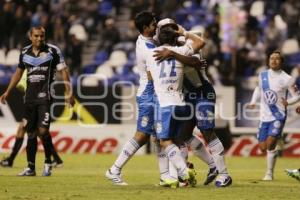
left=0, top=68, right=24, bottom=104
left=60, top=68, right=75, bottom=107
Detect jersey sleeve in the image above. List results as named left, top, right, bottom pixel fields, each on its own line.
left=54, top=46, right=67, bottom=71
left=17, top=53, right=25, bottom=69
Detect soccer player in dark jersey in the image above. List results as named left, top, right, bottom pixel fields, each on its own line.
left=0, top=26, right=74, bottom=176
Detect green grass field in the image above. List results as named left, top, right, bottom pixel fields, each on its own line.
left=0, top=153, right=299, bottom=200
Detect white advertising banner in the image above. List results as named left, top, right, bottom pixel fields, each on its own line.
left=0, top=124, right=146, bottom=155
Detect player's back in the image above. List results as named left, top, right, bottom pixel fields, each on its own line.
left=146, top=45, right=185, bottom=107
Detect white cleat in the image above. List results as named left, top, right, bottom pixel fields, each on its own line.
left=262, top=174, right=273, bottom=181
left=105, top=169, right=128, bottom=186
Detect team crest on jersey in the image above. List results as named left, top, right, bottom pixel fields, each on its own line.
left=273, top=120, right=281, bottom=128
left=263, top=89, right=277, bottom=105
left=141, top=116, right=149, bottom=127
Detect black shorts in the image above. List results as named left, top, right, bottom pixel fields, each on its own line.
left=23, top=103, right=51, bottom=132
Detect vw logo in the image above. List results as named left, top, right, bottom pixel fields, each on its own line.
left=263, top=90, right=277, bottom=105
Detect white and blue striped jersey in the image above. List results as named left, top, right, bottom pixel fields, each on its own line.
left=250, top=69, right=299, bottom=122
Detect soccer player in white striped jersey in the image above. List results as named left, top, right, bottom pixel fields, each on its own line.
left=146, top=24, right=205, bottom=187
left=106, top=11, right=158, bottom=185
left=247, top=51, right=300, bottom=181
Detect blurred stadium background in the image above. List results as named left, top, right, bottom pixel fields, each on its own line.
left=0, top=0, right=300, bottom=159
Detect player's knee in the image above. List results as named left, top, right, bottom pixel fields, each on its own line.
left=134, top=132, right=149, bottom=145
left=190, top=137, right=203, bottom=151
left=37, top=127, right=49, bottom=137
left=27, top=132, right=37, bottom=139
left=201, top=129, right=216, bottom=142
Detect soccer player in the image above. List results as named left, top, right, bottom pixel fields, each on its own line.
left=146, top=23, right=205, bottom=187
left=153, top=21, right=231, bottom=187
left=0, top=26, right=74, bottom=176
left=0, top=121, right=63, bottom=168
left=247, top=51, right=300, bottom=181
left=105, top=11, right=158, bottom=185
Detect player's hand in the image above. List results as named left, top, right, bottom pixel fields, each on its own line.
left=281, top=97, right=288, bottom=107
left=0, top=92, right=8, bottom=104
left=153, top=48, right=173, bottom=62
left=296, top=106, right=300, bottom=114
left=65, top=95, right=75, bottom=107
left=176, top=25, right=186, bottom=36
left=246, top=104, right=256, bottom=109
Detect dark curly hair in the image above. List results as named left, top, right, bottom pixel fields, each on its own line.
left=158, top=26, right=180, bottom=46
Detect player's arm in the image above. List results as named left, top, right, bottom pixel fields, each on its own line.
left=285, top=83, right=300, bottom=106
left=247, top=86, right=261, bottom=109
left=153, top=48, right=205, bottom=69
left=60, top=67, right=75, bottom=107
left=0, top=68, right=24, bottom=104
left=176, top=25, right=205, bottom=52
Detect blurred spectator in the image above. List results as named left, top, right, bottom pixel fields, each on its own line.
left=99, top=18, right=120, bottom=54
left=124, top=20, right=139, bottom=42
left=65, top=34, right=83, bottom=76
left=264, top=15, right=283, bottom=55
left=0, top=1, right=15, bottom=49
left=11, top=6, right=30, bottom=49
left=245, top=30, right=265, bottom=67
left=280, top=0, right=300, bottom=39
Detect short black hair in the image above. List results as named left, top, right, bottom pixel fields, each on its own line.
left=158, top=26, right=179, bottom=45
left=134, top=11, right=155, bottom=33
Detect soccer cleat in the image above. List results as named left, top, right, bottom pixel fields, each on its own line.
left=0, top=157, right=13, bottom=167
left=179, top=168, right=197, bottom=187
left=285, top=169, right=300, bottom=181
left=204, top=167, right=218, bottom=185
left=42, top=163, right=52, bottom=176
left=52, top=159, right=63, bottom=168
left=215, top=175, right=232, bottom=187
left=105, top=169, right=128, bottom=186
left=18, top=167, right=36, bottom=176
left=160, top=179, right=179, bottom=188
left=187, top=168, right=197, bottom=187
left=262, top=173, right=273, bottom=181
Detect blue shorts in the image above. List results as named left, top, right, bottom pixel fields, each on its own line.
left=185, top=90, right=215, bottom=132
left=257, top=120, right=286, bottom=142
left=136, top=81, right=156, bottom=135
left=155, top=105, right=192, bottom=140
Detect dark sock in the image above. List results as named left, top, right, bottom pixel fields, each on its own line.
left=40, top=133, right=53, bottom=164
left=26, top=137, right=37, bottom=170
left=9, top=137, right=24, bottom=162
left=51, top=143, right=62, bottom=162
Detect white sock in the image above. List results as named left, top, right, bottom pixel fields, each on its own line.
left=188, top=136, right=215, bottom=169
left=266, top=149, right=277, bottom=175
left=168, top=160, right=178, bottom=180
left=208, top=138, right=228, bottom=176
left=110, top=138, right=140, bottom=175
left=179, top=143, right=189, bottom=162
left=156, top=142, right=170, bottom=180
left=165, top=144, right=187, bottom=179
